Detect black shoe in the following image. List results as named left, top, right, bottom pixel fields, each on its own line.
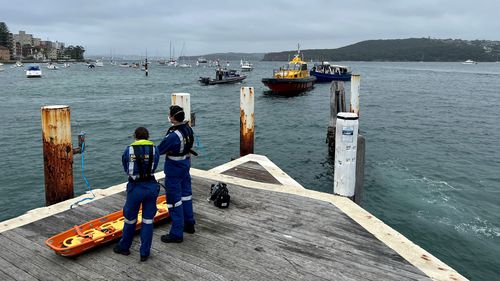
left=113, top=245, right=130, bottom=256
left=140, top=255, right=149, bottom=262
left=161, top=234, right=183, bottom=243
left=184, top=224, right=195, bottom=234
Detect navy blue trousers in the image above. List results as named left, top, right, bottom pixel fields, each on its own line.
left=165, top=168, right=195, bottom=239
left=118, top=181, right=159, bottom=257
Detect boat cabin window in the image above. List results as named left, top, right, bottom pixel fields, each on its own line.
left=288, top=63, right=302, bottom=70
left=301, top=64, right=307, bottom=71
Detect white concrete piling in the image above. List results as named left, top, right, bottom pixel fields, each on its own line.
left=171, top=93, right=191, bottom=124
left=333, top=112, right=359, bottom=198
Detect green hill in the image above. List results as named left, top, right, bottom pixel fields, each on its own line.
left=263, top=38, right=500, bottom=62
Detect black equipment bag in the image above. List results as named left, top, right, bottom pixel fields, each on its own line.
left=209, top=182, right=230, bottom=208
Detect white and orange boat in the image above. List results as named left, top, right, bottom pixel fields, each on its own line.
left=45, top=195, right=169, bottom=257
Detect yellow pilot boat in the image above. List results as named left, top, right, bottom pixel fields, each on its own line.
left=262, top=48, right=316, bottom=94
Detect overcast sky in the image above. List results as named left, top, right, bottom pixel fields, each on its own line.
left=2, top=0, right=499, bottom=56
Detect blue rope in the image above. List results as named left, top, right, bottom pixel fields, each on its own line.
left=70, top=132, right=95, bottom=209
left=194, top=134, right=214, bottom=161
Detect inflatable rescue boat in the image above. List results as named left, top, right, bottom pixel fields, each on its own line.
left=45, top=195, right=169, bottom=256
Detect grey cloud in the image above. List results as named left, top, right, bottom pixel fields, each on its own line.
left=2, top=0, right=498, bottom=55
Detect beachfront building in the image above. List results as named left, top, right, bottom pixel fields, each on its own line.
left=13, top=31, right=33, bottom=46
left=0, top=45, right=10, bottom=60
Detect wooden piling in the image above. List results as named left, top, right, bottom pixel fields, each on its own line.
left=354, top=134, right=365, bottom=204
left=145, top=58, right=148, bottom=76
left=171, top=93, right=191, bottom=124
left=40, top=105, right=74, bottom=206
left=327, top=82, right=346, bottom=155
left=350, top=74, right=360, bottom=116
left=240, top=87, right=254, bottom=156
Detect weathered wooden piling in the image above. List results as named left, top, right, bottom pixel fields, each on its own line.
left=354, top=134, right=365, bottom=204
left=333, top=112, right=359, bottom=198
left=327, top=81, right=346, bottom=155
left=350, top=74, right=361, bottom=116
left=145, top=58, right=148, bottom=76
left=40, top=105, right=74, bottom=206
left=171, top=93, right=191, bottom=124
left=240, top=87, right=254, bottom=156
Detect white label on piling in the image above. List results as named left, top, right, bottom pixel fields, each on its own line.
left=342, top=127, right=354, bottom=143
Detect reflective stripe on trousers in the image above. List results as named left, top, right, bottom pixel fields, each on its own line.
left=166, top=200, right=182, bottom=209
left=124, top=218, right=137, bottom=224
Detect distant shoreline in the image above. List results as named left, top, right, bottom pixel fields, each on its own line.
left=0, top=59, right=85, bottom=64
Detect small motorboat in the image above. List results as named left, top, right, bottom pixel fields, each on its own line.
left=199, top=68, right=247, bottom=85
left=262, top=47, right=316, bottom=94
left=462, top=59, right=477, bottom=65
left=310, top=62, right=351, bottom=82
left=45, top=195, right=169, bottom=257
left=47, top=63, right=58, bottom=70
left=240, top=59, right=253, bottom=71
left=26, top=65, right=42, bottom=78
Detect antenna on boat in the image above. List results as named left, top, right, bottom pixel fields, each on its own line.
left=145, top=48, right=148, bottom=76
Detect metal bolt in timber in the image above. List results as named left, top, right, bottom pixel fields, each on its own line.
left=240, top=87, right=254, bottom=156
left=41, top=105, right=74, bottom=206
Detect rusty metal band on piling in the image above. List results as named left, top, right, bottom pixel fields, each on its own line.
left=240, top=87, right=254, bottom=156
left=41, top=105, right=74, bottom=206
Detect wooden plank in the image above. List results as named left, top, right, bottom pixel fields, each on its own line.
left=192, top=204, right=423, bottom=281
left=0, top=234, right=86, bottom=281
left=19, top=219, right=149, bottom=280
left=0, top=255, right=37, bottom=281
left=221, top=161, right=281, bottom=184
left=3, top=228, right=107, bottom=280
left=190, top=177, right=429, bottom=280
left=0, top=174, right=431, bottom=280
left=0, top=236, right=63, bottom=280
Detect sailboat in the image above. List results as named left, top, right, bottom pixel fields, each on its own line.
left=167, top=42, right=178, bottom=67
left=177, top=42, right=192, bottom=68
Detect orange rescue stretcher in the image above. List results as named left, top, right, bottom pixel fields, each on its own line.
left=45, top=195, right=169, bottom=257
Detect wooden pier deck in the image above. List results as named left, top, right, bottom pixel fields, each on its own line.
left=0, top=154, right=466, bottom=280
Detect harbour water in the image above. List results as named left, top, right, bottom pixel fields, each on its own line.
left=0, top=61, right=499, bottom=280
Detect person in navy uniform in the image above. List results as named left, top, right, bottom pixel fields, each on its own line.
left=158, top=105, right=196, bottom=243
left=114, top=127, right=160, bottom=261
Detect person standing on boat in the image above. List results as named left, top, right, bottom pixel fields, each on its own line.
left=114, top=127, right=160, bottom=262
left=158, top=105, right=196, bottom=243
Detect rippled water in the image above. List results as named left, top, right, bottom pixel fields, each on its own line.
left=0, top=61, right=499, bottom=280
